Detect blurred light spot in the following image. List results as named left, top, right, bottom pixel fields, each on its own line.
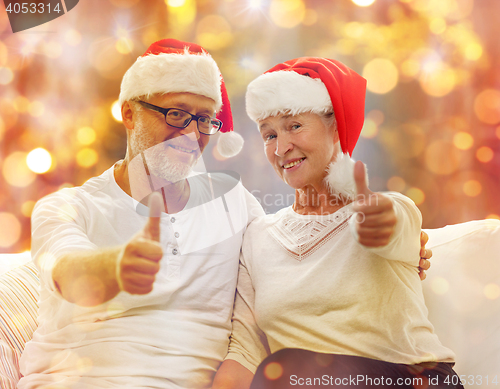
left=29, top=101, right=45, bottom=117
left=361, top=119, right=378, bottom=139
left=77, top=127, right=97, bottom=145
left=464, top=42, right=483, bottom=61
left=476, top=146, right=493, bottom=163
left=474, top=89, right=500, bottom=125
left=0, top=213, right=22, bottom=248
left=27, top=148, right=52, bottom=174
left=65, top=29, right=82, bottom=46
left=196, top=15, right=233, bottom=50
left=484, top=283, right=500, bottom=300
left=363, top=58, right=399, bottom=94
left=77, top=148, right=99, bottom=168
left=463, top=180, right=481, bottom=197
left=116, top=37, right=134, bottom=54
left=302, top=9, right=318, bottom=26
left=111, top=100, right=123, bottom=122
left=21, top=201, right=36, bottom=218
left=336, top=39, right=357, bottom=56
left=453, top=132, right=473, bottom=150
left=0, top=67, right=14, bottom=85
left=0, top=116, right=4, bottom=142
left=43, top=41, right=63, bottom=58
left=431, top=277, right=449, bottom=295
left=344, top=22, right=364, bottom=38
left=89, top=41, right=123, bottom=78
left=269, top=0, right=305, bottom=29
left=366, top=109, right=385, bottom=126
left=110, top=0, right=140, bottom=6
left=167, top=0, right=186, bottom=5
left=77, top=357, right=93, bottom=373
left=167, top=0, right=196, bottom=25
left=387, top=176, right=406, bottom=192
left=3, top=152, right=36, bottom=187
left=406, top=187, right=425, bottom=205
left=419, top=65, right=456, bottom=97
left=14, top=96, right=31, bottom=113
left=248, top=0, right=263, bottom=9
left=486, top=214, right=500, bottom=220
left=0, top=41, right=7, bottom=65
left=429, top=18, right=446, bottom=34
left=264, top=362, right=283, bottom=380
left=425, top=140, right=460, bottom=175
left=352, top=0, right=375, bottom=6
left=400, top=59, right=420, bottom=78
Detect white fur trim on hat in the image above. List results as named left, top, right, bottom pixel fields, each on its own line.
left=324, top=152, right=368, bottom=201
left=119, top=49, right=222, bottom=109
left=217, top=131, right=244, bottom=158
left=246, top=70, right=332, bottom=122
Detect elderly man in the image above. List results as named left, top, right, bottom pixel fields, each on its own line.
left=19, top=39, right=264, bottom=389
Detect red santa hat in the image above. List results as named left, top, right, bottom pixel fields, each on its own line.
left=245, top=57, right=366, bottom=156
left=119, top=38, right=243, bottom=158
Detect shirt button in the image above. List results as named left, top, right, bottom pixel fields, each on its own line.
left=172, top=248, right=178, bottom=255
left=174, top=232, right=180, bottom=238
left=170, top=217, right=176, bottom=223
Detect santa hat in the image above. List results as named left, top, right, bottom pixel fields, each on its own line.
left=246, top=57, right=368, bottom=200
left=119, top=38, right=243, bottom=158
left=246, top=57, right=366, bottom=156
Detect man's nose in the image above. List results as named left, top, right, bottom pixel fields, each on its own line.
left=179, top=119, right=200, bottom=140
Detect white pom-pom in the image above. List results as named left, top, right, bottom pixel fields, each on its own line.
left=217, top=131, right=244, bottom=158
left=324, top=152, right=367, bottom=201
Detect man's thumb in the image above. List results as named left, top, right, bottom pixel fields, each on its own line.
left=144, top=192, right=162, bottom=242
left=354, top=160, right=370, bottom=197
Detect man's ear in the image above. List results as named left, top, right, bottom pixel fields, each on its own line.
left=121, top=101, right=135, bottom=130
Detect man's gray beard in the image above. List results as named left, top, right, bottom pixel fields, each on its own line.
left=146, top=153, right=192, bottom=183
left=129, top=122, right=195, bottom=184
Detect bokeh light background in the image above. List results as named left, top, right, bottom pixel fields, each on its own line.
left=0, top=0, right=499, bottom=253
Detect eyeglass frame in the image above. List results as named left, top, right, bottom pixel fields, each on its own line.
left=137, top=100, right=223, bottom=135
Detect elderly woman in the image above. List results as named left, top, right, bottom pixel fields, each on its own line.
left=213, top=58, right=462, bottom=389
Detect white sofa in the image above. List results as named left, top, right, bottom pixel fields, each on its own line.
left=1, top=220, right=499, bottom=388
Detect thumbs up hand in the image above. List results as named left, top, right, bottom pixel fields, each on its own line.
left=116, top=192, right=164, bottom=294
left=352, top=161, right=397, bottom=248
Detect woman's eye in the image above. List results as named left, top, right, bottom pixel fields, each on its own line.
left=291, top=124, right=301, bottom=130
left=264, top=134, right=276, bottom=141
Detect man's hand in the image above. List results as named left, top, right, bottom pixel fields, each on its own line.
left=418, top=231, right=432, bottom=280
left=352, top=161, right=397, bottom=247
left=117, top=192, right=163, bottom=294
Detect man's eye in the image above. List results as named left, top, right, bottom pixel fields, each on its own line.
left=198, top=116, right=210, bottom=123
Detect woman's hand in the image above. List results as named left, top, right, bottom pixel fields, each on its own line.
left=418, top=231, right=432, bottom=280
left=352, top=161, right=397, bottom=248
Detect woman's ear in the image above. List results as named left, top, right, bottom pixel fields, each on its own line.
left=121, top=101, right=135, bottom=130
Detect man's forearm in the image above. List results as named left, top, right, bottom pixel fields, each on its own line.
left=52, top=247, right=121, bottom=307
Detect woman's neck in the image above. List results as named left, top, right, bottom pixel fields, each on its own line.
left=293, top=185, right=351, bottom=216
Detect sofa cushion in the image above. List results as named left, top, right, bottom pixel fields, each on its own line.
left=0, top=262, right=39, bottom=388
left=424, top=219, right=500, bottom=382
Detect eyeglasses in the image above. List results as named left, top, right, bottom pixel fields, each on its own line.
left=137, top=101, right=223, bottom=135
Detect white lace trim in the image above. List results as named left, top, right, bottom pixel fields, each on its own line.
left=268, top=207, right=353, bottom=262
